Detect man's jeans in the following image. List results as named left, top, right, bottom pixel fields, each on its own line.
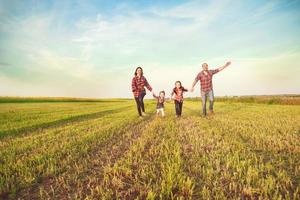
left=201, top=90, right=214, bottom=116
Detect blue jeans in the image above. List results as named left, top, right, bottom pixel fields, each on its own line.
left=174, top=100, right=183, bottom=116
left=201, top=90, right=214, bottom=116
left=134, top=91, right=146, bottom=116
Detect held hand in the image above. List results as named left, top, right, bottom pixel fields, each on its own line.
left=190, top=87, right=194, bottom=92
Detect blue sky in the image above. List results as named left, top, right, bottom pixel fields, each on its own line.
left=0, top=0, right=300, bottom=98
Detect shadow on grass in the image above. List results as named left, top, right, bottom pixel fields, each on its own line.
left=0, top=106, right=131, bottom=139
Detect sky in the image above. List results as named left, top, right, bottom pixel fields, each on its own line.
left=0, top=0, right=299, bottom=98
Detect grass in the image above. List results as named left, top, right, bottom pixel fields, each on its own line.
left=0, top=96, right=299, bottom=199
left=0, top=96, right=130, bottom=103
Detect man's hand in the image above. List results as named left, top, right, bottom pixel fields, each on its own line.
left=190, top=80, right=198, bottom=92
left=225, top=61, right=231, bottom=67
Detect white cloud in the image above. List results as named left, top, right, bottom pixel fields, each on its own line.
left=0, top=0, right=299, bottom=98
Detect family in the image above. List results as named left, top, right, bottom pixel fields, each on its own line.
left=131, top=61, right=231, bottom=118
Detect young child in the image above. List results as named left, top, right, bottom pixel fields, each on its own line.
left=171, top=81, right=188, bottom=117
left=153, top=91, right=166, bottom=117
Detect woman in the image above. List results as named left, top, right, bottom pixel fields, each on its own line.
left=131, top=67, right=154, bottom=117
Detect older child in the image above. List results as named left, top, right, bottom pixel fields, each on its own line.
left=171, top=81, right=188, bottom=117
left=153, top=91, right=165, bottom=117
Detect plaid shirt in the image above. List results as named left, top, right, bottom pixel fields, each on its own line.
left=153, top=94, right=165, bottom=109
left=172, top=87, right=188, bottom=102
left=195, top=69, right=219, bottom=92
left=131, top=75, right=152, bottom=97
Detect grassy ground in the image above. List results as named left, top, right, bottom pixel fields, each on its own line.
left=0, top=98, right=299, bottom=199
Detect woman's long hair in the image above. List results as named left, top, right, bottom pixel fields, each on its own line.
left=134, top=67, right=143, bottom=76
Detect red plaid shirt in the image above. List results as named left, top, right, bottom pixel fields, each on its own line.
left=195, top=69, right=219, bottom=92
left=131, top=75, right=152, bottom=97
left=172, top=87, right=188, bottom=102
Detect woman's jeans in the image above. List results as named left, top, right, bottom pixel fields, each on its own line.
left=174, top=100, right=183, bottom=116
left=201, top=90, right=214, bottom=116
left=134, top=92, right=146, bottom=116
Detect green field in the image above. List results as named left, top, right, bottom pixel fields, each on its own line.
left=0, top=97, right=299, bottom=199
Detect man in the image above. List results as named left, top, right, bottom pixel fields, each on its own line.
left=190, top=61, right=231, bottom=116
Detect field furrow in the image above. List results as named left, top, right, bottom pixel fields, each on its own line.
left=17, top=114, right=156, bottom=199
left=0, top=102, right=155, bottom=199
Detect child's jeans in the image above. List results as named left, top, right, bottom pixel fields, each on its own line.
left=174, top=100, right=183, bottom=116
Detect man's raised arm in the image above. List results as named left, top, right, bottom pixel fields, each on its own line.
left=217, top=61, right=231, bottom=72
